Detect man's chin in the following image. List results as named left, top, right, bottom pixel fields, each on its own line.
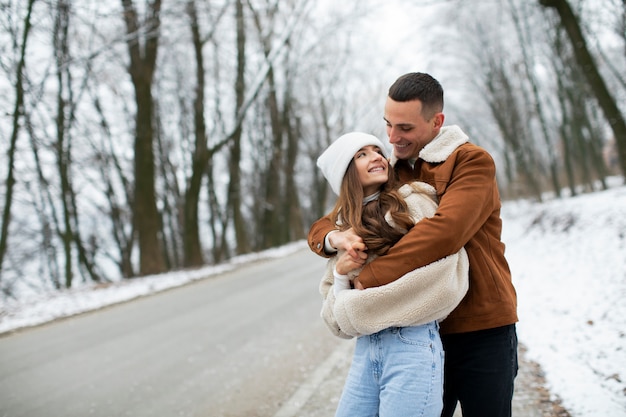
left=393, top=148, right=412, bottom=160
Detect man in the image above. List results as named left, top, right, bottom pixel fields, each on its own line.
left=308, top=72, right=518, bottom=417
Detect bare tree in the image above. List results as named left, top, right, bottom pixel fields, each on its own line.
left=308, top=88, right=334, bottom=220
left=120, top=0, right=167, bottom=276
left=283, top=85, right=305, bottom=242
left=622, top=0, right=626, bottom=58
left=26, top=114, right=63, bottom=290
left=0, top=0, right=36, bottom=281
left=50, top=0, right=103, bottom=287
left=83, top=73, right=137, bottom=279
left=154, top=104, right=182, bottom=269
left=53, top=0, right=74, bottom=287
left=451, top=8, right=543, bottom=200
left=487, top=62, right=543, bottom=201
left=510, top=0, right=562, bottom=197
left=177, top=1, right=231, bottom=266
left=0, top=0, right=459, bottom=300
left=587, top=1, right=626, bottom=92
left=540, top=0, right=626, bottom=179
left=246, top=1, right=285, bottom=250
left=245, top=0, right=311, bottom=249
left=227, top=0, right=251, bottom=255
left=552, top=26, right=610, bottom=194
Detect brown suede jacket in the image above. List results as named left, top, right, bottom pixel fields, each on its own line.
left=308, top=125, right=518, bottom=334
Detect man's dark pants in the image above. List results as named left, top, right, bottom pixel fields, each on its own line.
left=441, top=324, right=518, bottom=417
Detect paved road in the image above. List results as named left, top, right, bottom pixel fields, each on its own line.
left=0, top=247, right=571, bottom=417
left=0, top=249, right=342, bottom=417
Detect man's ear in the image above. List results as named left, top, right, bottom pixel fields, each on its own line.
left=433, top=112, right=445, bottom=129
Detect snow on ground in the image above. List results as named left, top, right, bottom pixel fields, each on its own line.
left=502, top=181, right=626, bottom=417
left=0, top=242, right=308, bottom=335
left=0, top=182, right=625, bottom=417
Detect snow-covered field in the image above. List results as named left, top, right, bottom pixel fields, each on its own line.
left=502, top=180, right=626, bottom=417
left=1, top=181, right=625, bottom=417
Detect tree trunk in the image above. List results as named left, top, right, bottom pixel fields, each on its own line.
left=246, top=1, right=287, bottom=249
left=540, top=0, right=626, bottom=179
left=228, top=0, right=250, bottom=255
left=622, top=0, right=626, bottom=59
left=121, top=0, right=166, bottom=276
left=206, top=161, right=228, bottom=263
left=556, top=75, right=577, bottom=196
left=284, top=96, right=305, bottom=241
left=154, top=111, right=180, bottom=269
left=261, top=67, right=285, bottom=249
left=53, top=0, right=75, bottom=288
left=0, top=0, right=36, bottom=278
left=311, top=93, right=333, bottom=220
left=51, top=0, right=103, bottom=287
left=26, top=116, right=63, bottom=289
left=183, top=0, right=207, bottom=267
left=92, top=93, right=135, bottom=278
left=585, top=105, right=610, bottom=190
left=485, top=58, right=542, bottom=200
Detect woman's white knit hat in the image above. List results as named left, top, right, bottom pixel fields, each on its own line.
left=317, top=132, right=389, bottom=196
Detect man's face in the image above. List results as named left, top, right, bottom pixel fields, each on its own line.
left=383, top=98, right=443, bottom=160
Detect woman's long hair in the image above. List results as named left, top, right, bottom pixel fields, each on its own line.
left=329, top=160, right=414, bottom=256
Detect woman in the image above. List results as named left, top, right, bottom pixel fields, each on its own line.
left=316, top=132, right=469, bottom=417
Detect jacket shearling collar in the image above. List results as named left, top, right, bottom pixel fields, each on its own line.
left=390, top=125, right=469, bottom=166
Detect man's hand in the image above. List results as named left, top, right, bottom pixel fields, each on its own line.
left=329, top=228, right=367, bottom=260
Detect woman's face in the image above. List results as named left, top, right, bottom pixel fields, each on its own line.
left=353, top=145, right=388, bottom=195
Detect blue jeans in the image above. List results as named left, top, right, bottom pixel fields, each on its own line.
left=335, top=321, right=444, bottom=417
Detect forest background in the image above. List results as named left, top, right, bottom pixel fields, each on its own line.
left=1, top=0, right=625, bottom=300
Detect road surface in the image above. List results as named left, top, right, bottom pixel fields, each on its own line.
left=0, top=247, right=571, bottom=417
left=0, top=248, right=341, bottom=417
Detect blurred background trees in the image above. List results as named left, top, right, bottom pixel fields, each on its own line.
left=0, top=0, right=624, bottom=298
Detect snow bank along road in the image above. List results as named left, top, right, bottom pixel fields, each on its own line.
left=0, top=249, right=343, bottom=417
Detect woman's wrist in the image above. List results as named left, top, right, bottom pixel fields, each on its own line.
left=333, top=267, right=351, bottom=295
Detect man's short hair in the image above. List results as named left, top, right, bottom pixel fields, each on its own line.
left=388, top=72, right=444, bottom=119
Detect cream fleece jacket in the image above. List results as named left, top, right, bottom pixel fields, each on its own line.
left=319, top=181, right=469, bottom=339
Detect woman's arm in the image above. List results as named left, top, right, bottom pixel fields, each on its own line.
left=318, top=256, right=354, bottom=339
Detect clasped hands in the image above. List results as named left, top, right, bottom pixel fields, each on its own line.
left=329, top=228, right=368, bottom=290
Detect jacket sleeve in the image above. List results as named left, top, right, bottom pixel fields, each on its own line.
left=358, top=147, right=498, bottom=288
left=308, top=215, right=336, bottom=258
left=333, top=243, right=469, bottom=337
left=319, top=257, right=354, bottom=339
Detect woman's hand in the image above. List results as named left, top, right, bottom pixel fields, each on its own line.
left=329, top=228, right=367, bottom=260
left=335, top=249, right=367, bottom=275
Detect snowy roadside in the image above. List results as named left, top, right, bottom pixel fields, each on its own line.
left=287, top=341, right=572, bottom=417
left=501, top=182, right=626, bottom=417
left=0, top=241, right=309, bottom=335
left=1, top=182, right=625, bottom=417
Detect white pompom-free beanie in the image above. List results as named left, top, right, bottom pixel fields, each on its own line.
left=317, top=132, right=389, bottom=196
